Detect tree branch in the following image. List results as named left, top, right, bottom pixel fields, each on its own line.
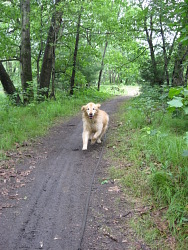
left=0, top=58, right=20, bottom=62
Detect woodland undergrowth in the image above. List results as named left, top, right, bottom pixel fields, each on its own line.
left=1, top=84, right=187, bottom=248
left=0, top=87, right=112, bottom=156
left=107, top=85, right=188, bottom=250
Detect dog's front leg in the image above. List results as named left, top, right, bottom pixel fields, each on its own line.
left=82, top=131, right=89, bottom=150
left=97, top=124, right=108, bottom=143
left=92, top=127, right=103, bottom=143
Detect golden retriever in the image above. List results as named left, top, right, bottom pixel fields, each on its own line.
left=81, top=102, right=109, bottom=150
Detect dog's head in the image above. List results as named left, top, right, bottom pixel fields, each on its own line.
left=81, top=102, right=101, bottom=119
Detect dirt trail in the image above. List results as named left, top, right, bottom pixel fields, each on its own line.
left=0, top=94, right=138, bottom=250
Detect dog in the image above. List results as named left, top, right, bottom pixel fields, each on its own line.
left=81, top=102, right=109, bottom=150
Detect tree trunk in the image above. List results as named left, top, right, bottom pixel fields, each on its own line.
left=0, top=62, right=21, bottom=104
left=97, top=41, right=108, bottom=91
left=37, top=4, right=44, bottom=86
left=38, top=24, right=54, bottom=98
left=185, top=66, right=188, bottom=86
left=20, top=0, right=33, bottom=103
left=70, top=8, right=82, bottom=95
left=50, top=44, right=56, bottom=99
left=109, top=70, right=112, bottom=84
left=159, top=14, right=170, bottom=85
left=172, top=60, right=184, bottom=86
left=144, top=15, right=158, bottom=85
left=172, top=44, right=188, bottom=86
left=39, top=0, right=62, bottom=99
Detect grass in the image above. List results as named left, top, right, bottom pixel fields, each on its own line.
left=1, top=84, right=187, bottom=248
left=0, top=84, right=139, bottom=156
left=106, top=85, right=188, bottom=249
left=100, top=84, right=128, bottom=95
left=0, top=87, right=113, bottom=155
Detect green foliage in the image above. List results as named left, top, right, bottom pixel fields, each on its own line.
left=100, top=84, right=128, bottom=95
left=1, top=0, right=188, bottom=99
left=140, top=58, right=165, bottom=86
left=0, top=0, right=149, bottom=101
left=149, top=171, right=175, bottom=205
left=0, top=87, right=112, bottom=153
left=175, top=0, right=188, bottom=45
left=0, top=1, right=20, bottom=59
left=107, top=85, right=188, bottom=248
left=130, top=215, right=161, bottom=246
left=167, top=86, right=188, bottom=115
left=128, top=85, right=167, bottom=127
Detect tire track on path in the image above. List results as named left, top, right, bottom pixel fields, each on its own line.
left=0, top=96, right=132, bottom=250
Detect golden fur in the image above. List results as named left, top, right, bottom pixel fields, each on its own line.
left=81, top=102, right=109, bottom=150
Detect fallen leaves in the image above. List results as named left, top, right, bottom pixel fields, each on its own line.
left=135, top=205, right=153, bottom=215
left=108, top=186, right=120, bottom=193
left=0, top=147, right=36, bottom=210
left=103, top=232, right=118, bottom=242
left=0, top=203, right=14, bottom=211
left=9, top=194, right=19, bottom=199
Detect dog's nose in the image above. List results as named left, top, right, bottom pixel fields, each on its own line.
left=89, top=113, right=93, bottom=119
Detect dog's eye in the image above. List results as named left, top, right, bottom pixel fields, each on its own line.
left=93, top=108, right=95, bottom=110
left=87, top=108, right=89, bottom=110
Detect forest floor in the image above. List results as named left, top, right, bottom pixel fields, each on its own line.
left=0, top=89, right=149, bottom=250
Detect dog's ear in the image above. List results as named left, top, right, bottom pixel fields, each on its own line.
left=81, top=105, right=86, bottom=111
left=95, top=104, right=101, bottom=109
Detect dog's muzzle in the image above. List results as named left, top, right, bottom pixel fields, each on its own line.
left=89, top=113, right=93, bottom=119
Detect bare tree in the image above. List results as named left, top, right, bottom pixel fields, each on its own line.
left=97, top=41, right=108, bottom=91
left=20, top=0, right=33, bottom=103
left=70, top=7, right=82, bottom=95
left=172, top=44, right=188, bottom=86
left=0, top=62, right=21, bottom=104
left=144, top=14, right=159, bottom=85
left=159, top=13, right=178, bottom=86
left=185, top=66, right=188, bottom=86
left=36, top=4, right=44, bottom=86
left=159, top=14, right=170, bottom=85
left=39, top=0, right=62, bottom=99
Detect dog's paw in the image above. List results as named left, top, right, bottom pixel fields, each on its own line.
left=82, top=146, right=87, bottom=150
left=97, top=138, right=101, bottom=144
left=91, top=139, right=96, bottom=145
left=89, top=134, right=94, bottom=140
